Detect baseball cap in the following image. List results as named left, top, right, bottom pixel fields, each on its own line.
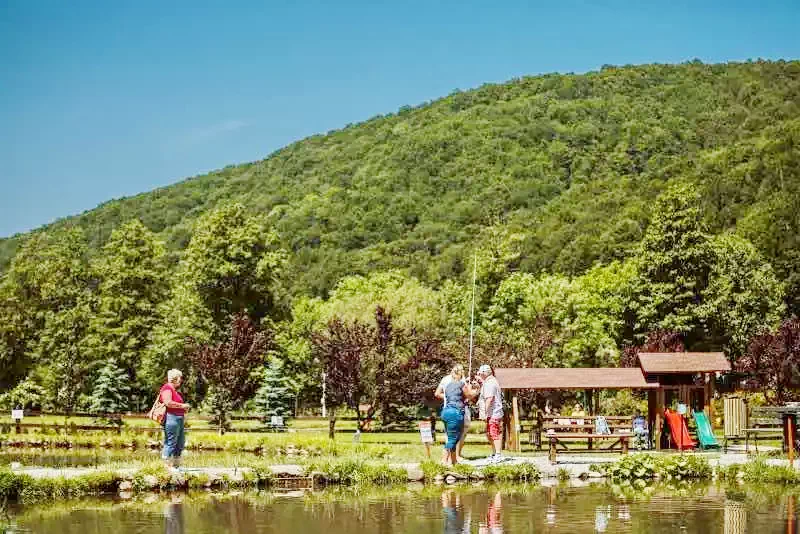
left=478, top=364, right=492, bottom=375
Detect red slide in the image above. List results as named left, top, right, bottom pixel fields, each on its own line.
left=665, top=409, right=696, bottom=450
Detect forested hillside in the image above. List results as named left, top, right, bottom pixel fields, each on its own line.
left=2, top=60, right=800, bottom=417
left=2, top=60, right=799, bottom=303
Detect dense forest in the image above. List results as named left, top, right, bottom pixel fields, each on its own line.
left=1, top=60, right=799, bottom=420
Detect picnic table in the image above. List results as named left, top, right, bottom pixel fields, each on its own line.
left=542, top=415, right=634, bottom=463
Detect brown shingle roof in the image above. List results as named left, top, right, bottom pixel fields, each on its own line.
left=493, top=368, right=659, bottom=390
left=638, top=352, right=731, bottom=374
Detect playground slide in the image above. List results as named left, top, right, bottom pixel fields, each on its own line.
left=665, top=409, right=696, bottom=450
left=693, top=410, right=721, bottom=450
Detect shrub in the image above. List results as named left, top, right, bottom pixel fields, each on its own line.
left=482, top=463, right=540, bottom=482
left=741, top=459, right=800, bottom=484
left=594, top=454, right=711, bottom=481
left=305, top=459, right=406, bottom=485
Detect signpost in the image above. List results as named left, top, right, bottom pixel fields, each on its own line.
left=419, top=420, right=434, bottom=458
left=12, top=408, right=23, bottom=435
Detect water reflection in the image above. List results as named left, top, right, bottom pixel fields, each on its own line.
left=164, top=499, right=185, bottom=534
left=441, top=490, right=470, bottom=534
left=8, top=483, right=800, bottom=533
left=478, top=492, right=503, bottom=534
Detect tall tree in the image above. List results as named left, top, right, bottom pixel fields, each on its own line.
left=0, top=229, right=92, bottom=389
left=698, top=233, right=785, bottom=359
left=176, top=202, right=286, bottom=326
left=633, top=184, right=713, bottom=341
left=85, top=221, right=168, bottom=388
left=147, top=203, right=286, bottom=381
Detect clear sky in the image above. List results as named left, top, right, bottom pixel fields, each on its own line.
left=1, top=0, right=798, bottom=238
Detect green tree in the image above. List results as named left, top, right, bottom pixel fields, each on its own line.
left=85, top=220, right=168, bottom=385
left=0, top=229, right=92, bottom=389
left=89, top=359, right=131, bottom=415
left=177, top=202, right=286, bottom=326
left=146, top=203, right=286, bottom=382
left=699, top=234, right=785, bottom=359
left=633, top=184, right=713, bottom=340
left=253, top=358, right=295, bottom=420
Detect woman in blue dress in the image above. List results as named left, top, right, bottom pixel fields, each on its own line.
left=436, top=365, right=476, bottom=466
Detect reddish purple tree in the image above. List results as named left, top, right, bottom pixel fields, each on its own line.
left=621, top=329, right=685, bottom=368
left=738, top=318, right=800, bottom=404
left=187, top=314, right=270, bottom=432
left=312, top=318, right=373, bottom=437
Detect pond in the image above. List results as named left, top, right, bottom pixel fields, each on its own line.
left=3, top=482, right=798, bottom=533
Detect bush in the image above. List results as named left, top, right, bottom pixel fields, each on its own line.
left=741, top=459, right=800, bottom=484
left=482, top=463, right=540, bottom=482
left=305, top=459, right=407, bottom=485
left=593, top=454, right=711, bottom=481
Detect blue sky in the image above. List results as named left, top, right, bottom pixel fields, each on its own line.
left=1, top=0, right=798, bottom=238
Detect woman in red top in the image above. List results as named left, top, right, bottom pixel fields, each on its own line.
left=161, top=369, right=191, bottom=470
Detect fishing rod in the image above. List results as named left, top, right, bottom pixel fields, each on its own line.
left=468, top=252, right=477, bottom=378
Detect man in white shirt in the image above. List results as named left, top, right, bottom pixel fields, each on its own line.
left=435, top=364, right=471, bottom=461
left=477, top=364, right=504, bottom=462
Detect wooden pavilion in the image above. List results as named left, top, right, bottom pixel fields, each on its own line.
left=495, top=352, right=731, bottom=451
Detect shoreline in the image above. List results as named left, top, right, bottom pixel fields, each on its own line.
left=4, top=451, right=800, bottom=501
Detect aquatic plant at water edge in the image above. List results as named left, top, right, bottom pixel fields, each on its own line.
left=592, top=454, right=711, bottom=481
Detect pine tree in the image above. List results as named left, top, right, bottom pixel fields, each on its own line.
left=89, top=360, right=131, bottom=415
left=254, top=358, right=294, bottom=420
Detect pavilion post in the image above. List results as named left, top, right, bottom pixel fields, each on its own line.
left=512, top=395, right=521, bottom=452
left=655, top=387, right=665, bottom=450
left=704, top=373, right=714, bottom=427
left=587, top=388, right=594, bottom=450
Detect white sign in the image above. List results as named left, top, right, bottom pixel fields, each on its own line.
left=419, top=421, right=434, bottom=444
left=271, top=416, right=284, bottom=427
left=11, top=409, right=23, bottom=420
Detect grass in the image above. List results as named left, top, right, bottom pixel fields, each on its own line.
left=1, top=427, right=516, bottom=467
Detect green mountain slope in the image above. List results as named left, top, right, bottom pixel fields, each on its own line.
left=3, top=60, right=799, bottom=305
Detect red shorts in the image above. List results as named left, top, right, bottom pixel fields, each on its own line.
left=487, top=417, right=503, bottom=441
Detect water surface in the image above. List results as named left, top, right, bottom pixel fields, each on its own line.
left=4, top=483, right=798, bottom=533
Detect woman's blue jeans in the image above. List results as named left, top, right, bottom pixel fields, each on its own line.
left=441, top=407, right=464, bottom=451
left=162, top=413, right=185, bottom=460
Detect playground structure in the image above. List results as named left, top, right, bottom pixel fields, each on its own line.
left=496, top=352, right=732, bottom=456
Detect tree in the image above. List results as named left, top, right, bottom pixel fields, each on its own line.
left=89, top=359, right=131, bottom=416
left=253, top=358, right=295, bottom=420
left=0, top=228, right=92, bottom=390
left=312, top=318, right=372, bottom=438
left=187, top=314, right=270, bottom=433
left=147, top=203, right=286, bottom=381
left=698, top=234, right=785, bottom=359
left=633, top=184, right=713, bottom=340
left=36, top=300, right=95, bottom=412
left=0, top=376, right=47, bottom=410
left=737, top=318, right=800, bottom=404
left=85, top=221, right=168, bottom=391
left=2, top=228, right=98, bottom=412
left=621, top=330, right=686, bottom=368
left=176, top=202, right=286, bottom=327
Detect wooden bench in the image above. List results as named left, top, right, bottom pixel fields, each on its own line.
left=548, top=432, right=631, bottom=463
left=745, top=410, right=784, bottom=453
